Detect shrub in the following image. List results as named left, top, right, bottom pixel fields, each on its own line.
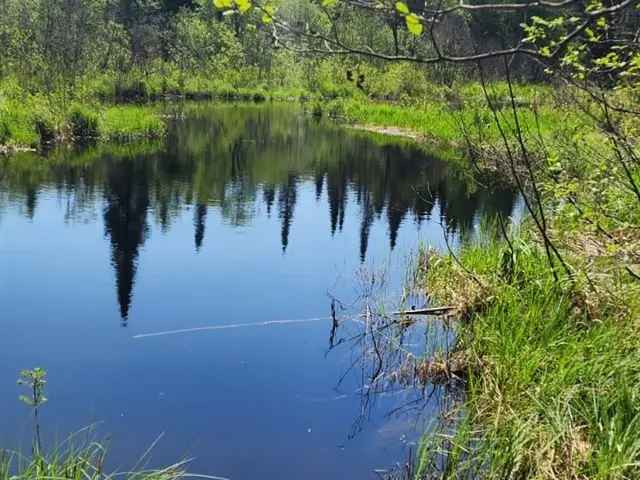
left=114, top=78, right=149, bottom=103
left=69, top=107, right=100, bottom=142
left=0, top=119, right=10, bottom=144
left=311, top=101, right=323, bottom=117
left=326, top=98, right=346, bottom=119
left=34, top=114, right=57, bottom=145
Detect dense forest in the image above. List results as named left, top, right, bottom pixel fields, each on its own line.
left=0, top=0, right=581, bottom=146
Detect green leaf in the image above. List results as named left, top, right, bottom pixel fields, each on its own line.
left=213, top=0, right=234, bottom=9
left=262, top=4, right=276, bottom=23
left=396, top=1, right=410, bottom=15
left=235, top=0, right=252, bottom=13
left=405, top=13, right=423, bottom=36
left=322, top=0, right=338, bottom=6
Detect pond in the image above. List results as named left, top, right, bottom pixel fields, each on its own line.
left=0, top=104, right=518, bottom=479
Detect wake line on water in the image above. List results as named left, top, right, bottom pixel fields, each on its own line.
left=132, top=316, right=332, bottom=339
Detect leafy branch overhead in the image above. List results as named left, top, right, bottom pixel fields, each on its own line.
left=207, top=0, right=640, bottom=74
left=211, top=0, right=425, bottom=35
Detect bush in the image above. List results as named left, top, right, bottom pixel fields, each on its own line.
left=326, top=98, right=346, bottom=119
left=69, top=107, right=100, bottom=142
left=34, top=114, right=57, bottom=145
left=114, top=78, right=149, bottom=103
left=0, top=119, right=10, bottom=144
left=311, top=101, right=323, bottom=117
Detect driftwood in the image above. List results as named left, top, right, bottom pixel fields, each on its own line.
left=392, top=306, right=455, bottom=316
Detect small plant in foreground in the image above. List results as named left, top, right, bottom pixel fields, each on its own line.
left=18, top=368, right=47, bottom=453
left=5, top=368, right=194, bottom=480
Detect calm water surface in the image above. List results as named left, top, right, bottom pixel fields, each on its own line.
left=0, top=104, right=517, bottom=479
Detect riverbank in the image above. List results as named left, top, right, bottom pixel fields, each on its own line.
left=1, top=76, right=584, bottom=162
left=415, top=227, right=640, bottom=477
left=0, top=77, right=306, bottom=151
left=343, top=82, right=639, bottom=476
left=0, top=101, right=166, bottom=150
left=410, top=97, right=640, bottom=476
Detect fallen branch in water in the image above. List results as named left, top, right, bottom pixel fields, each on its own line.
left=392, top=306, right=455, bottom=316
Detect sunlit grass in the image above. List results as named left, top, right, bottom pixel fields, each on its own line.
left=416, top=225, right=640, bottom=478
left=0, top=439, right=205, bottom=480
left=337, top=85, right=589, bottom=149
left=100, top=106, right=166, bottom=141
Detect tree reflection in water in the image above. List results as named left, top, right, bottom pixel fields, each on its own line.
left=0, top=104, right=518, bottom=325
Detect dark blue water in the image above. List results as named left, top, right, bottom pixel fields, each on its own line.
left=0, top=104, right=517, bottom=479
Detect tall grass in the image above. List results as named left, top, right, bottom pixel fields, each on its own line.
left=0, top=440, right=201, bottom=480
left=335, top=86, right=588, bottom=150
left=100, top=106, right=166, bottom=141
left=416, top=227, right=640, bottom=478
left=0, top=91, right=168, bottom=148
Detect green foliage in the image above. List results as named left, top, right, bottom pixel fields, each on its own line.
left=101, top=106, right=166, bottom=141
left=9, top=367, right=191, bottom=480
left=419, top=225, right=640, bottom=477
left=0, top=119, right=10, bottom=145
left=522, top=4, right=640, bottom=85
left=0, top=441, right=189, bottom=480
left=69, top=107, right=100, bottom=142
left=171, top=9, right=243, bottom=76
left=18, top=368, right=48, bottom=409
left=18, top=368, right=48, bottom=453
left=34, top=115, right=57, bottom=146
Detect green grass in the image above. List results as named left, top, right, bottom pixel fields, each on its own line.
left=0, top=88, right=169, bottom=148
left=0, top=93, right=53, bottom=147
left=416, top=226, right=640, bottom=478
left=333, top=85, right=588, bottom=151
left=0, top=438, right=196, bottom=480
left=100, top=105, right=166, bottom=141
left=1, top=67, right=592, bottom=158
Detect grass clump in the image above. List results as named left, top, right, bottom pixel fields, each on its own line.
left=69, top=106, right=100, bottom=143
left=0, top=439, right=193, bottom=480
left=1, top=79, right=169, bottom=149
left=100, top=106, right=166, bottom=142
left=4, top=368, right=199, bottom=480
left=416, top=227, right=640, bottom=478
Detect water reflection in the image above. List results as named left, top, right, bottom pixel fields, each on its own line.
left=0, top=104, right=517, bottom=323
left=103, top=158, right=150, bottom=324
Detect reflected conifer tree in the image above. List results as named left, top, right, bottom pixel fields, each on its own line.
left=263, top=184, right=276, bottom=216
left=278, top=174, right=298, bottom=252
left=25, top=187, right=38, bottom=219
left=327, top=165, right=348, bottom=235
left=359, top=189, right=375, bottom=262
left=194, top=203, right=207, bottom=251
left=314, top=173, right=324, bottom=201
left=103, top=158, right=150, bottom=325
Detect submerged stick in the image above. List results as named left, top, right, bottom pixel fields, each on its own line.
left=392, top=306, right=455, bottom=316
left=133, top=316, right=332, bottom=339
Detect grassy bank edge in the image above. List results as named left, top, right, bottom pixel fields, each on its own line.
left=1, top=80, right=588, bottom=167
left=0, top=86, right=307, bottom=153
left=412, top=223, right=640, bottom=477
